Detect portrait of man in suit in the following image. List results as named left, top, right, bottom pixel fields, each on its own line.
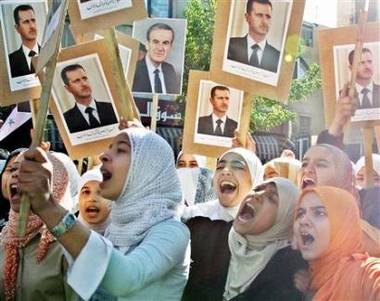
left=347, top=47, right=380, bottom=109
left=8, top=4, right=40, bottom=78
left=132, top=22, right=180, bottom=95
left=197, top=85, right=238, bottom=138
left=61, top=64, right=118, bottom=133
left=227, top=0, right=280, bottom=73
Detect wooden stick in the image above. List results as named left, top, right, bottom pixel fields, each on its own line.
left=102, top=28, right=140, bottom=121
left=362, top=127, right=374, bottom=188
left=150, top=94, right=159, bottom=132
left=17, top=56, right=58, bottom=237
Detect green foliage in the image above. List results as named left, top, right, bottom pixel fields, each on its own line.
left=182, top=0, right=216, bottom=95
left=250, top=63, right=322, bottom=132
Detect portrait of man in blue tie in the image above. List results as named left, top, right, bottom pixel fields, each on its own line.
left=132, top=22, right=181, bottom=95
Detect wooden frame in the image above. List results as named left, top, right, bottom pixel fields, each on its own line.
left=131, top=17, right=187, bottom=96
left=78, top=29, right=140, bottom=88
left=182, top=70, right=252, bottom=158
left=68, top=0, right=147, bottom=37
left=49, top=39, right=129, bottom=159
left=0, top=0, right=48, bottom=104
left=210, top=0, right=305, bottom=102
left=318, top=22, right=380, bottom=127
left=35, top=0, right=68, bottom=73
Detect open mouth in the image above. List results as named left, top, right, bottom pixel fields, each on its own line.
left=238, top=202, right=255, bottom=222
left=302, top=178, right=315, bottom=189
left=85, top=206, right=100, bottom=217
left=101, top=169, right=112, bottom=182
left=301, top=232, right=314, bottom=246
left=9, top=183, right=18, bottom=198
left=219, top=181, right=236, bottom=193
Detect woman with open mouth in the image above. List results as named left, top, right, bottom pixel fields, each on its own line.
left=15, top=127, right=190, bottom=300
left=182, top=147, right=263, bottom=222
left=294, top=186, right=380, bottom=301
left=0, top=150, right=77, bottom=301
left=183, top=177, right=307, bottom=300
left=300, top=143, right=380, bottom=255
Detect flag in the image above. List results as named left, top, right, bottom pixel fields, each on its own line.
left=0, top=107, right=31, bottom=141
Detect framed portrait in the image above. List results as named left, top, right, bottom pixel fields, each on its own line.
left=68, top=0, right=147, bottom=37
left=49, top=39, right=126, bottom=159
left=35, top=0, right=68, bottom=74
left=318, top=22, right=380, bottom=127
left=79, top=29, right=140, bottom=88
left=182, top=70, right=252, bottom=158
left=131, top=18, right=187, bottom=96
left=210, top=0, right=305, bottom=102
left=0, top=0, right=47, bottom=104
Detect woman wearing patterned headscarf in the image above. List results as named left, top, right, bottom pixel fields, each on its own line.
left=0, top=151, right=77, bottom=301
left=294, top=186, right=380, bottom=300
left=15, top=127, right=190, bottom=300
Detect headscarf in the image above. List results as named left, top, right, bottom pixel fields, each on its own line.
left=77, top=168, right=111, bottom=235
left=354, top=154, right=380, bottom=187
left=105, top=128, right=182, bottom=250
left=181, top=148, right=263, bottom=222
left=50, top=151, right=81, bottom=212
left=176, top=150, right=207, bottom=168
left=264, top=156, right=302, bottom=185
left=1, top=151, right=69, bottom=301
left=311, top=144, right=380, bottom=256
left=298, top=186, right=380, bottom=301
left=313, top=144, right=359, bottom=202
left=223, top=178, right=300, bottom=300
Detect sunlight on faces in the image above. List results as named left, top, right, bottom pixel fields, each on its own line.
left=300, top=146, right=337, bottom=189
left=294, top=192, right=330, bottom=261
left=355, top=166, right=380, bottom=189
left=146, top=28, right=173, bottom=66
left=233, top=182, right=279, bottom=235
left=79, top=180, right=111, bottom=224
left=99, top=132, right=131, bottom=200
left=213, top=152, right=252, bottom=208
left=177, top=153, right=199, bottom=168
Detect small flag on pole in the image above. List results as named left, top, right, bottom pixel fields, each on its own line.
left=0, top=107, right=31, bottom=141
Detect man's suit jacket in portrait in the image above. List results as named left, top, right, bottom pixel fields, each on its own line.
left=132, top=58, right=180, bottom=94
left=356, top=83, right=380, bottom=109
left=227, top=36, right=280, bottom=73
left=8, top=45, right=40, bottom=78
left=63, top=100, right=118, bottom=133
left=197, top=115, right=238, bottom=138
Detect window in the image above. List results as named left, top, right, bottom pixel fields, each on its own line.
left=301, top=23, right=313, bottom=47
left=146, top=0, right=173, bottom=18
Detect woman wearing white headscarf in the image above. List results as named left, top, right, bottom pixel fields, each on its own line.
left=16, top=127, right=190, bottom=300
left=182, top=178, right=306, bottom=301
left=354, top=153, right=380, bottom=189
left=182, top=147, right=263, bottom=222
